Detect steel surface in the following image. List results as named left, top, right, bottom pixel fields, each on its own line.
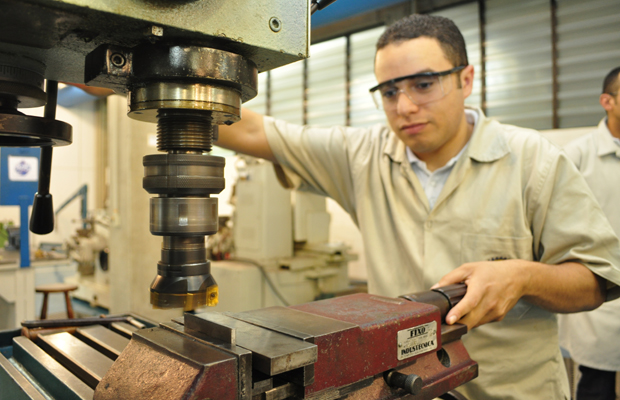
left=160, top=321, right=253, bottom=400
left=0, top=352, right=48, bottom=400
left=228, top=306, right=357, bottom=339
left=75, top=325, right=130, bottom=360
left=37, top=331, right=114, bottom=389
left=109, top=322, right=138, bottom=338
left=150, top=197, right=218, bottom=235
left=186, top=312, right=318, bottom=376
left=12, top=336, right=94, bottom=400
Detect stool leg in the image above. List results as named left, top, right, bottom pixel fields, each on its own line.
left=40, top=293, right=49, bottom=320
left=65, top=291, right=75, bottom=319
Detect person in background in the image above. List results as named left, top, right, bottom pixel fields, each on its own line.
left=559, top=66, right=620, bottom=400
left=216, top=14, right=620, bottom=399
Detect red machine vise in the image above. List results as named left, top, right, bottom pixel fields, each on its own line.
left=95, top=284, right=477, bottom=400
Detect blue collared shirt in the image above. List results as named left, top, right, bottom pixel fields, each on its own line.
left=406, top=109, right=478, bottom=209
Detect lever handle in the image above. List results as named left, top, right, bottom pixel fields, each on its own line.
left=384, top=370, right=423, bottom=395
left=400, top=283, right=467, bottom=322
left=30, top=81, right=58, bottom=235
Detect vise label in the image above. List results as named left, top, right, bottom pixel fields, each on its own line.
left=397, top=321, right=438, bottom=360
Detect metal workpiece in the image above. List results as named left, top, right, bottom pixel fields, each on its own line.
left=185, top=312, right=318, bottom=376
left=143, top=153, right=225, bottom=195
left=94, top=327, right=239, bottom=400
left=229, top=306, right=358, bottom=340
left=150, top=197, right=218, bottom=235
left=160, top=321, right=253, bottom=400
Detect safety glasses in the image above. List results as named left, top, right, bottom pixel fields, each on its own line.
left=369, top=66, right=466, bottom=110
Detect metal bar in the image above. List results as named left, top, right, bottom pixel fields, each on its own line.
left=75, top=325, right=130, bottom=360
left=12, top=336, right=94, bottom=400
left=186, top=312, right=317, bottom=376
left=37, top=331, right=114, bottom=389
left=263, top=382, right=303, bottom=400
left=0, top=352, right=47, bottom=400
left=22, top=316, right=133, bottom=329
left=183, top=314, right=236, bottom=344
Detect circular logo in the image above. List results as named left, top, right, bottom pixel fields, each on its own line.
left=15, top=160, right=31, bottom=176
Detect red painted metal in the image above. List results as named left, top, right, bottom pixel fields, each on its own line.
left=291, top=293, right=444, bottom=397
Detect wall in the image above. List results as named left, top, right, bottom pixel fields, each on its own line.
left=0, top=100, right=99, bottom=257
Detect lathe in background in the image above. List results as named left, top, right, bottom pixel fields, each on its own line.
left=211, top=156, right=358, bottom=312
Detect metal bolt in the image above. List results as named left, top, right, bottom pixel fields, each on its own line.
left=145, top=25, right=164, bottom=37
left=269, top=17, right=282, bottom=32
left=110, top=53, right=126, bottom=68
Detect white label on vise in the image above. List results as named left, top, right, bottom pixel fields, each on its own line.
left=397, top=321, right=438, bottom=360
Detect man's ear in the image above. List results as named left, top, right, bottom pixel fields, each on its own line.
left=461, top=65, right=475, bottom=99
left=599, top=93, right=614, bottom=112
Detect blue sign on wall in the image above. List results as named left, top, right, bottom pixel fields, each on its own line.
left=0, top=147, right=41, bottom=268
left=1, top=147, right=40, bottom=206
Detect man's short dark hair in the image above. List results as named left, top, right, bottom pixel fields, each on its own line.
left=602, top=66, right=620, bottom=94
left=376, top=14, right=469, bottom=68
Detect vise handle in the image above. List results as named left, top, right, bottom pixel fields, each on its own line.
left=400, top=283, right=467, bottom=322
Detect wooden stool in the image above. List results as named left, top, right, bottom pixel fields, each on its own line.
left=35, top=283, right=79, bottom=319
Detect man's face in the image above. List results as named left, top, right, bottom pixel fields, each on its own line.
left=374, top=37, right=473, bottom=160
left=601, top=79, right=620, bottom=131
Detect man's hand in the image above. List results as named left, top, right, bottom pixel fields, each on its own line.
left=432, top=260, right=530, bottom=329
left=433, top=260, right=606, bottom=330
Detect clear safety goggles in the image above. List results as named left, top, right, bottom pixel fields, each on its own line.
left=369, top=66, right=466, bottom=110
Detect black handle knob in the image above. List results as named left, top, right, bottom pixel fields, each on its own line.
left=384, top=370, right=423, bottom=395
left=30, top=80, right=58, bottom=235
left=30, top=192, right=54, bottom=234
left=400, top=283, right=467, bottom=321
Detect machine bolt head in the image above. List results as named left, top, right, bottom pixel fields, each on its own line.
left=110, top=53, right=126, bottom=68
left=269, top=17, right=282, bottom=32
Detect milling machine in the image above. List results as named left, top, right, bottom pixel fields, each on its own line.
left=0, top=1, right=478, bottom=399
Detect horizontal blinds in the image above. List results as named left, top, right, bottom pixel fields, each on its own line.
left=431, top=2, right=482, bottom=110
left=556, top=0, right=620, bottom=128
left=485, top=0, right=553, bottom=129
left=271, top=61, right=305, bottom=125
left=349, top=26, right=386, bottom=128
left=306, top=37, right=347, bottom=127
left=243, top=71, right=267, bottom=115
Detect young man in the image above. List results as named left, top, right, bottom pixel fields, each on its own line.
left=217, top=15, right=620, bottom=399
left=559, top=67, right=620, bottom=400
